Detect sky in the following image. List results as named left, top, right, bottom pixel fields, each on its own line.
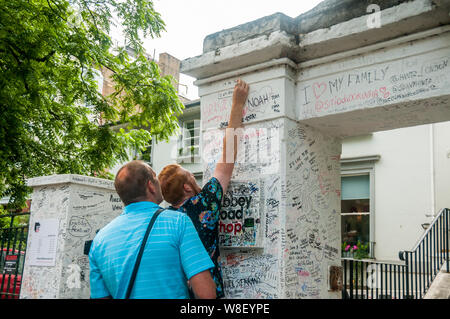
left=138, top=0, right=325, bottom=99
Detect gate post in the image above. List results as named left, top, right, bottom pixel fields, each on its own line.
left=190, top=57, right=343, bottom=298
left=20, top=175, right=122, bottom=299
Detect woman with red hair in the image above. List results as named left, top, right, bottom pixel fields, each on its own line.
left=158, top=79, right=249, bottom=299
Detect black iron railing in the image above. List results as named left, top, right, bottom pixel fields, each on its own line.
left=0, top=211, right=30, bottom=299
left=342, top=258, right=408, bottom=299
left=398, top=207, right=449, bottom=299
left=343, top=208, right=449, bottom=299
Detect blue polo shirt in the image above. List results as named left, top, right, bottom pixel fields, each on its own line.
left=89, top=201, right=214, bottom=299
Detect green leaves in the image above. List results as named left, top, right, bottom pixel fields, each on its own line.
left=0, top=0, right=183, bottom=208
left=113, top=0, right=165, bottom=53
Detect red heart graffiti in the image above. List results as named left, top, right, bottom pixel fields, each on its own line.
left=313, top=82, right=327, bottom=99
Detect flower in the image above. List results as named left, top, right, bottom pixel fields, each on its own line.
left=342, top=241, right=371, bottom=259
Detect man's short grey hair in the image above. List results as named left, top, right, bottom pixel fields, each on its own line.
left=114, top=160, right=156, bottom=206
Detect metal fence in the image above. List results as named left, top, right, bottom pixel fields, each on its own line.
left=342, top=258, right=409, bottom=299
left=343, top=208, right=449, bottom=299
left=0, top=211, right=30, bottom=299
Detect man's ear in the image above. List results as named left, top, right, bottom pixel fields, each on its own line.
left=147, top=180, right=156, bottom=195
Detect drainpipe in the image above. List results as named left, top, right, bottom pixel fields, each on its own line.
left=430, top=124, right=436, bottom=218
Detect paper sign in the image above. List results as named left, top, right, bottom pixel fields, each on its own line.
left=28, top=219, right=59, bottom=267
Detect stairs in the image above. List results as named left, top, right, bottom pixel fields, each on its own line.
left=424, top=264, right=450, bottom=299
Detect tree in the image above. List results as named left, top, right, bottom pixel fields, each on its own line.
left=0, top=0, right=184, bottom=208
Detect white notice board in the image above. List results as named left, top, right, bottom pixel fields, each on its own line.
left=28, top=219, right=59, bottom=267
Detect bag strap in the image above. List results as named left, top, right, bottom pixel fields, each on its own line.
left=125, top=207, right=165, bottom=299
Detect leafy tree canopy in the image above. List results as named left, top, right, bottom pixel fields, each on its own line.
left=0, top=0, right=184, bottom=208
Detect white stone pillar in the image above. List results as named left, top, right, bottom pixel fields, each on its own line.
left=198, top=59, right=342, bottom=298
left=282, top=119, right=342, bottom=298
left=20, top=175, right=122, bottom=299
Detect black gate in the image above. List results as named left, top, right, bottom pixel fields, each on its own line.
left=0, top=211, right=30, bottom=299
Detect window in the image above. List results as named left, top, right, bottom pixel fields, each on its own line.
left=133, top=140, right=153, bottom=166
left=341, top=175, right=370, bottom=252
left=341, top=155, right=379, bottom=259
left=177, top=119, right=200, bottom=162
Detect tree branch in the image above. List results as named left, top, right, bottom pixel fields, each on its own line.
left=6, top=44, right=30, bottom=92
left=47, top=0, right=67, bottom=22
left=81, top=0, right=100, bottom=34
left=35, top=50, right=56, bottom=62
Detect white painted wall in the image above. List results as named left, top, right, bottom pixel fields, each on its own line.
left=434, top=122, right=450, bottom=212
left=151, top=129, right=203, bottom=179
left=342, top=121, right=450, bottom=262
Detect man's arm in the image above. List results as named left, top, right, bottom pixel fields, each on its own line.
left=189, top=270, right=216, bottom=299
left=88, top=243, right=112, bottom=299
left=213, top=79, right=249, bottom=194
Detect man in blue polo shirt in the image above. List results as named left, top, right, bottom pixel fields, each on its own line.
left=89, top=160, right=216, bottom=299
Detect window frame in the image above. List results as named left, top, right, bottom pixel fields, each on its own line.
left=177, top=118, right=201, bottom=163
left=341, top=155, right=380, bottom=258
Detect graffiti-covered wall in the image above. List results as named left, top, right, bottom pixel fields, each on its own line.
left=21, top=175, right=122, bottom=299
left=284, top=120, right=341, bottom=298
left=203, top=118, right=284, bottom=298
